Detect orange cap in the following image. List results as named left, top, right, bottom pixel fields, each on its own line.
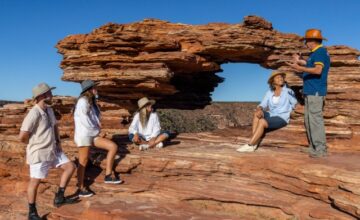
left=300, top=29, right=327, bottom=41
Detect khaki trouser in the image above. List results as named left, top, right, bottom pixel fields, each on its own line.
left=304, top=95, right=327, bottom=152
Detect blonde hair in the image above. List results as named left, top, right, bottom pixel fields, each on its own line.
left=139, top=107, right=150, bottom=128
left=73, top=89, right=99, bottom=115
left=81, top=90, right=95, bottom=106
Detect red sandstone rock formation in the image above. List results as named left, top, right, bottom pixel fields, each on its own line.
left=0, top=16, right=360, bottom=219
left=55, top=15, right=360, bottom=151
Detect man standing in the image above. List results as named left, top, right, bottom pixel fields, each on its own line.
left=287, top=29, right=330, bottom=158
left=19, top=83, right=77, bottom=220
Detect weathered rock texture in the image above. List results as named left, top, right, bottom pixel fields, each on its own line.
left=0, top=16, right=360, bottom=219
left=55, top=15, right=360, bottom=151
left=1, top=131, right=360, bottom=219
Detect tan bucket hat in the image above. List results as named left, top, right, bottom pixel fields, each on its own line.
left=137, top=97, right=156, bottom=111
left=268, top=72, right=286, bottom=84
left=32, top=83, right=56, bottom=99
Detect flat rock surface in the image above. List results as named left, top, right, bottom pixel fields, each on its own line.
left=1, top=129, right=359, bottom=219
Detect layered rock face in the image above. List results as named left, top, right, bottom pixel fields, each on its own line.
left=55, top=15, right=360, bottom=151
left=55, top=16, right=292, bottom=109
left=0, top=16, right=360, bottom=219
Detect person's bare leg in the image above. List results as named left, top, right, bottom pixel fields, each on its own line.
left=252, top=112, right=261, bottom=134
left=28, top=178, right=41, bottom=204
left=154, top=134, right=168, bottom=145
left=249, top=119, right=268, bottom=146
left=93, top=137, right=118, bottom=176
left=59, top=161, right=76, bottom=188
left=77, top=147, right=90, bottom=190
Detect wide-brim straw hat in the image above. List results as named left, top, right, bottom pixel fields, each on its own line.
left=32, top=83, right=56, bottom=99
left=300, top=29, right=327, bottom=41
left=80, top=80, right=99, bottom=94
left=137, top=97, right=156, bottom=111
left=268, top=72, right=286, bottom=84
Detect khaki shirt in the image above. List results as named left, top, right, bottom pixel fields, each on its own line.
left=20, top=105, right=57, bottom=164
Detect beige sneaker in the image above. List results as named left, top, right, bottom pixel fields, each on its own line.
left=139, top=144, right=149, bottom=151
left=156, top=142, right=164, bottom=148
left=236, top=144, right=256, bottom=152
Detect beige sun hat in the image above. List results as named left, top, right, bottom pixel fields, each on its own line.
left=137, top=97, right=156, bottom=111
left=267, top=72, right=286, bottom=84
left=32, top=83, right=56, bottom=99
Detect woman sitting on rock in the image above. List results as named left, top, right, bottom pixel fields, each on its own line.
left=129, top=97, right=169, bottom=151
left=237, top=72, right=298, bottom=152
left=74, top=80, right=122, bottom=198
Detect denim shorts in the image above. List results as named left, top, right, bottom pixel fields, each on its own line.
left=128, top=131, right=170, bottom=142
left=263, top=112, right=287, bottom=132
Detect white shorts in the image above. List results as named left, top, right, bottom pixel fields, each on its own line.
left=29, top=152, right=70, bottom=179
left=74, top=136, right=97, bottom=147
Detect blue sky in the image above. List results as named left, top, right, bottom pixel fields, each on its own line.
left=0, top=0, right=359, bottom=102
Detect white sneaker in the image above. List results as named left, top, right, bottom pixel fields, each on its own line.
left=155, top=142, right=164, bottom=148
left=236, top=144, right=256, bottom=152
left=139, top=144, right=149, bottom=151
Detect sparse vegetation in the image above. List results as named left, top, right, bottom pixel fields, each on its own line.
left=156, top=102, right=258, bottom=133
left=157, top=109, right=216, bottom=133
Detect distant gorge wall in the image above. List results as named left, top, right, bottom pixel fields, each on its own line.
left=1, top=15, right=360, bottom=152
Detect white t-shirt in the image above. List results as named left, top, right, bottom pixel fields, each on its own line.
left=128, top=112, right=161, bottom=141
left=74, top=97, right=101, bottom=138
left=272, top=96, right=280, bottom=104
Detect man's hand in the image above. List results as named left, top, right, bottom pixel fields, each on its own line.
left=292, top=53, right=307, bottom=66
left=287, top=61, right=323, bottom=75
left=286, top=61, right=303, bottom=72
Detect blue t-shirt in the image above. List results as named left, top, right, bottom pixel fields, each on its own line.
left=303, top=45, right=330, bottom=96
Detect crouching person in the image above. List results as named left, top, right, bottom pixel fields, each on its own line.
left=19, top=83, right=77, bottom=220
left=129, top=97, right=169, bottom=151
left=237, top=72, right=298, bottom=153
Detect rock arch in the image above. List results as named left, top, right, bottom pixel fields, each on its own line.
left=56, top=15, right=360, bottom=151
left=56, top=16, right=295, bottom=108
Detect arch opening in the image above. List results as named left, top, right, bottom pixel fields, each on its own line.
left=211, top=63, right=271, bottom=102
